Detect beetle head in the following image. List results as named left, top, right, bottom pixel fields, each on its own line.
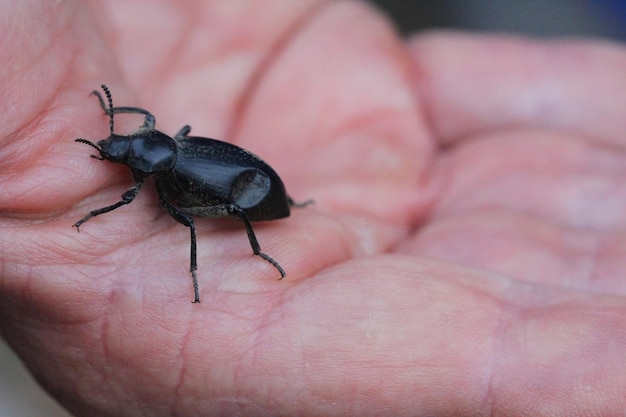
left=75, top=85, right=175, bottom=175
left=75, top=134, right=130, bottom=163
left=75, top=84, right=132, bottom=163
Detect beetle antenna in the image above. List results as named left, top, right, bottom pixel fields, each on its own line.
left=101, top=84, right=114, bottom=134
left=75, top=138, right=104, bottom=160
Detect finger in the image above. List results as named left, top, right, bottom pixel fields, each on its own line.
left=408, top=31, right=626, bottom=146
left=97, top=0, right=331, bottom=136
left=397, top=130, right=626, bottom=293
left=0, top=1, right=127, bottom=214
left=233, top=1, right=434, bottom=233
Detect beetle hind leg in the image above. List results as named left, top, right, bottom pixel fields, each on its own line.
left=257, top=252, right=286, bottom=278
left=228, top=205, right=286, bottom=279
left=288, top=196, right=314, bottom=208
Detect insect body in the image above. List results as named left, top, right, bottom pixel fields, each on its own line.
left=74, top=84, right=308, bottom=303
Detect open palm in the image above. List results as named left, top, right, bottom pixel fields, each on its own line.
left=1, top=1, right=625, bottom=416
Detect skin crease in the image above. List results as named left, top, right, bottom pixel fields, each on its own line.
left=1, top=0, right=626, bottom=416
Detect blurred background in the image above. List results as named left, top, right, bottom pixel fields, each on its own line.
left=369, top=0, right=626, bottom=39
left=2, top=1, right=625, bottom=416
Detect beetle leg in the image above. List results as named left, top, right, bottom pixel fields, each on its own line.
left=108, top=106, right=156, bottom=130
left=288, top=196, right=314, bottom=208
left=73, top=180, right=143, bottom=230
left=90, top=89, right=109, bottom=114
left=174, top=125, right=191, bottom=139
left=90, top=90, right=157, bottom=129
left=227, top=205, right=286, bottom=279
left=158, top=197, right=201, bottom=303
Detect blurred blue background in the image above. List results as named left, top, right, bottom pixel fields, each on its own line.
left=1, top=1, right=625, bottom=416
left=369, top=0, right=626, bottom=40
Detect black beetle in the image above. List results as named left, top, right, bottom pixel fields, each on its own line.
left=74, top=84, right=309, bottom=303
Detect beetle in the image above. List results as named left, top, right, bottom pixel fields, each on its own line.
left=73, top=84, right=309, bottom=303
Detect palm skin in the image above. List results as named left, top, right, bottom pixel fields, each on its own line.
left=1, top=1, right=626, bottom=416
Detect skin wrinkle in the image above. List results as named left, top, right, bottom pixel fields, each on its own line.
left=1, top=8, right=82, bottom=177
left=325, top=213, right=366, bottom=259
left=98, top=287, right=137, bottom=416
left=407, top=50, right=438, bottom=151
left=0, top=124, right=52, bottom=187
left=468, top=212, right=619, bottom=292
left=564, top=230, right=600, bottom=291
left=171, top=320, right=190, bottom=416
left=18, top=323, right=109, bottom=415
left=403, top=115, right=626, bottom=291
left=94, top=309, right=123, bottom=414
left=70, top=210, right=165, bottom=262
left=97, top=304, right=139, bottom=413
left=323, top=108, right=426, bottom=179
left=154, top=9, right=202, bottom=87
left=174, top=291, right=291, bottom=414
left=481, top=292, right=527, bottom=416
left=233, top=286, right=294, bottom=409
left=227, top=0, right=333, bottom=143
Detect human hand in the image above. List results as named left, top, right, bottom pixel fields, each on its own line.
left=1, top=1, right=625, bottom=416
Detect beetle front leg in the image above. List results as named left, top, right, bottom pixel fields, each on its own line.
left=228, top=205, right=286, bottom=279
left=91, top=86, right=157, bottom=129
left=73, top=180, right=143, bottom=230
left=159, top=197, right=200, bottom=303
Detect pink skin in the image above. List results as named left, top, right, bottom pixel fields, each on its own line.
left=1, top=1, right=626, bottom=416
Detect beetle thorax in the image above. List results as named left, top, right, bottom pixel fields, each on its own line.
left=99, top=131, right=178, bottom=175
